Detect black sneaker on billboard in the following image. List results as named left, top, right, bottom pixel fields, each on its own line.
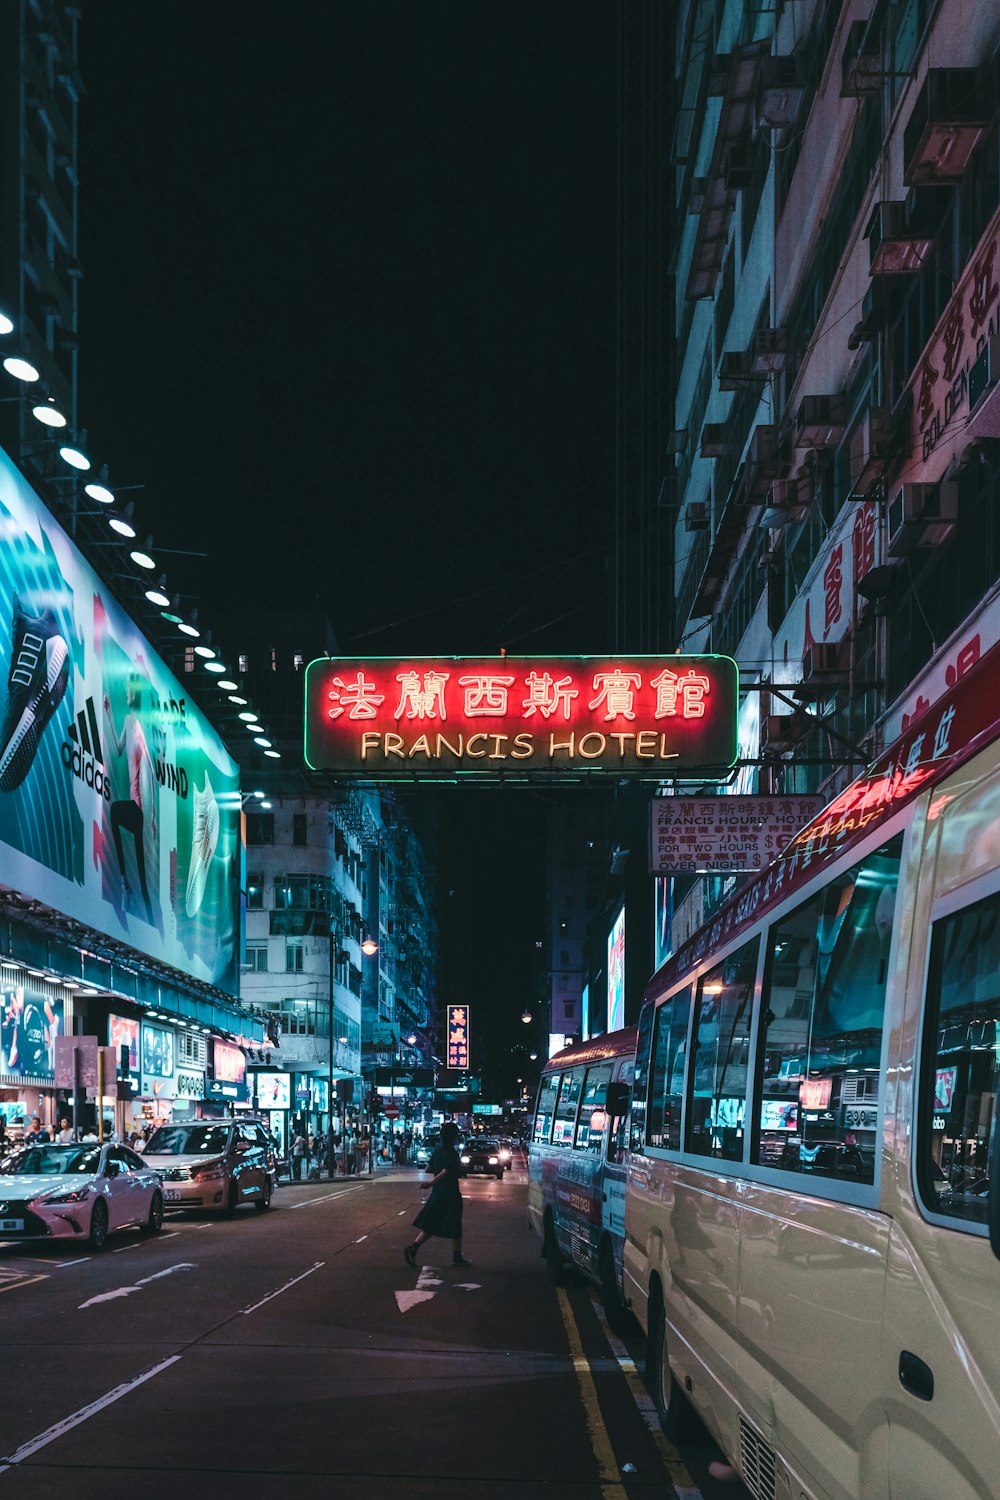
left=0, top=597, right=70, bottom=792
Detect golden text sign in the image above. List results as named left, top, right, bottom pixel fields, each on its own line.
left=304, top=655, right=738, bottom=779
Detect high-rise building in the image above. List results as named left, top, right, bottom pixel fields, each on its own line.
left=668, top=0, right=1000, bottom=943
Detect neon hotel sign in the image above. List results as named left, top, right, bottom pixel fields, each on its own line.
left=304, top=656, right=738, bottom=779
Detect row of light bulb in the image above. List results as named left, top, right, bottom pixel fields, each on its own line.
left=0, top=310, right=280, bottom=760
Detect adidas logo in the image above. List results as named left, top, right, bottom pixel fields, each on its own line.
left=61, top=696, right=111, bottom=800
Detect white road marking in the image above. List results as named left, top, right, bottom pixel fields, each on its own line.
left=0, top=1355, right=181, bottom=1474
left=240, top=1260, right=324, bottom=1315
left=159, top=1232, right=180, bottom=1241
left=288, top=1189, right=360, bottom=1209
left=54, top=1257, right=91, bottom=1268
left=112, top=1242, right=141, bottom=1253
left=78, top=1262, right=196, bottom=1309
left=354, top=1234, right=368, bottom=1243
left=395, top=1290, right=435, bottom=1312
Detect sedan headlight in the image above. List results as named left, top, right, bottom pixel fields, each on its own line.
left=192, top=1161, right=227, bottom=1182
left=460, top=1155, right=471, bottom=1164
left=38, top=1186, right=91, bottom=1205
left=488, top=1156, right=499, bottom=1165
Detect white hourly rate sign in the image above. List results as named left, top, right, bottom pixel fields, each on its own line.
left=650, top=795, right=825, bottom=874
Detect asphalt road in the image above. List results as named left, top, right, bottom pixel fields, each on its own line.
left=0, top=1161, right=748, bottom=1499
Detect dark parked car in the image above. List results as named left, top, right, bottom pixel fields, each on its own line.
left=460, top=1138, right=504, bottom=1180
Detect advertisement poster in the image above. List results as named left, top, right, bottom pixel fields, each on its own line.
left=109, top=1013, right=140, bottom=1073
left=256, top=1071, right=291, bottom=1110
left=607, top=906, right=625, bottom=1032
left=213, top=1039, right=246, bottom=1087
left=140, top=1022, right=176, bottom=1099
left=0, top=448, right=240, bottom=989
left=0, top=984, right=63, bottom=1080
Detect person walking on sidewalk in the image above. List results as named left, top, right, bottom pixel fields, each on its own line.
left=291, top=1130, right=306, bottom=1181
left=404, top=1120, right=470, bottom=1267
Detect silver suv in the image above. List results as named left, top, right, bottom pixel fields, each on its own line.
left=143, top=1119, right=276, bottom=1214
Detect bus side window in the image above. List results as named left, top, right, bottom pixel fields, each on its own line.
left=576, top=1065, right=613, bottom=1153
left=648, top=988, right=691, bottom=1150
left=918, top=891, right=1000, bottom=1229
left=552, top=1069, right=583, bottom=1147
left=630, top=1000, right=656, bottom=1153
left=753, top=835, right=901, bottom=1183
left=532, top=1073, right=559, bottom=1145
left=687, top=940, right=758, bottom=1161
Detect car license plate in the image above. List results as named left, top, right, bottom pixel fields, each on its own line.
left=0, top=1218, right=23, bottom=1232
left=164, top=1189, right=182, bottom=1202
left=473, top=1164, right=485, bottom=1172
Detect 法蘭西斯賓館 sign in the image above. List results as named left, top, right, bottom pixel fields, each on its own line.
left=304, top=656, right=738, bottom=780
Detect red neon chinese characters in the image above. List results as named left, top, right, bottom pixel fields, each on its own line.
left=650, top=668, right=711, bottom=718
left=394, top=670, right=450, bottom=720
left=521, top=671, right=578, bottom=719
left=327, top=673, right=385, bottom=721
left=458, top=673, right=515, bottom=717
left=589, top=670, right=642, bottom=720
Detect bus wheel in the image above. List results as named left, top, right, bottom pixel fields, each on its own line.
left=599, top=1242, right=626, bottom=1333
left=647, top=1284, right=690, bottom=1439
left=544, top=1214, right=566, bottom=1286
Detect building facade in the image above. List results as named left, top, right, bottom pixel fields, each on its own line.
left=669, top=0, right=1000, bottom=942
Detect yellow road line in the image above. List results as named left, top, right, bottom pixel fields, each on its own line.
left=0, top=1273, right=47, bottom=1294
left=590, top=1296, right=703, bottom=1500
left=557, top=1286, right=630, bottom=1500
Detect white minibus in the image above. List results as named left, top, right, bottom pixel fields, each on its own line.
left=528, top=1026, right=635, bottom=1328
left=624, top=639, right=1000, bottom=1500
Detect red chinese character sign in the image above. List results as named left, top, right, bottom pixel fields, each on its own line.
left=447, top=1004, right=470, bottom=1071
left=304, top=656, right=738, bottom=780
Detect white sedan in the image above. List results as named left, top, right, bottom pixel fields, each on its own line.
left=0, top=1142, right=164, bottom=1250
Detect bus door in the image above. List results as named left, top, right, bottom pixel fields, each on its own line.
left=568, top=1064, right=614, bottom=1275
left=885, top=851, right=1000, bottom=1500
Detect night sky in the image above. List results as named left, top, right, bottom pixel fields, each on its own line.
left=76, top=4, right=619, bottom=1081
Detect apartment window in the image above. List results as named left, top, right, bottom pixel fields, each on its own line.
left=293, top=813, right=308, bottom=847
left=246, top=813, right=274, bottom=846
left=238, top=654, right=248, bottom=673
left=247, top=872, right=264, bottom=910
left=285, top=939, right=304, bottom=974
left=183, top=646, right=195, bottom=674
left=293, top=653, right=304, bottom=671
left=246, top=943, right=268, bottom=973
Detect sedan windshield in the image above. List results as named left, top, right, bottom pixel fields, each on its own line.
left=1, top=1146, right=103, bottom=1176
left=469, top=1141, right=498, bottom=1152
left=144, top=1126, right=231, bottom=1156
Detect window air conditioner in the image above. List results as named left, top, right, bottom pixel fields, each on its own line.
left=851, top=406, right=897, bottom=494
left=760, top=478, right=811, bottom=527
left=723, top=142, right=755, bottom=192
left=756, top=55, right=805, bottom=129
left=796, top=395, right=847, bottom=449
left=684, top=502, right=709, bottom=532
left=866, top=202, right=934, bottom=275
left=841, top=19, right=883, bottom=98
left=746, top=424, right=783, bottom=497
left=887, top=482, right=959, bottom=557
left=903, top=70, right=988, bottom=185
left=752, top=327, right=788, bottom=373
left=719, top=350, right=763, bottom=391
left=802, top=643, right=847, bottom=683
left=700, top=423, right=729, bottom=458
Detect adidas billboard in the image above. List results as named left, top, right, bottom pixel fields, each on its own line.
left=61, top=696, right=111, bottom=800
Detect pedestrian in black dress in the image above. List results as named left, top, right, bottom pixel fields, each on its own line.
left=404, top=1120, right=470, bottom=1266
